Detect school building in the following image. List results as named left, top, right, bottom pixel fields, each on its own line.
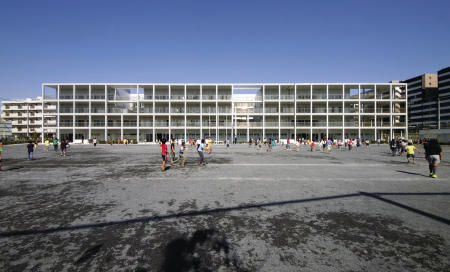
left=34, top=83, right=407, bottom=143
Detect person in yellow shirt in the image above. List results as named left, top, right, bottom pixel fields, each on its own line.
left=44, top=139, right=50, bottom=151
left=207, top=137, right=213, bottom=154
left=405, top=141, right=419, bottom=164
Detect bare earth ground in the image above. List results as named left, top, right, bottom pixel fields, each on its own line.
left=0, top=143, right=449, bottom=272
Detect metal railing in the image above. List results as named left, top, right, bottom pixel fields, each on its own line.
left=218, top=122, right=232, bottom=127
left=91, top=122, right=105, bottom=127
left=186, top=121, right=200, bottom=127
left=172, top=122, right=185, bottom=127
left=248, top=122, right=262, bottom=127
left=171, top=108, right=185, bottom=114
left=123, top=122, right=137, bottom=127
left=360, top=122, right=375, bottom=127
left=312, top=108, right=327, bottom=113
left=312, top=122, right=327, bottom=127
left=344, top=122, right=358, bottom=127
left=154, top=108, right=169, bottom=113
left=139, top=108, right=153, bottom=113
left=312, top=94, right=327, bottom=99
left=297, top=94, right=311, bottom=99
left=280, top=108, right=294, bottom=113
left=186, top=108, right=200, bottom=113
left=107, top=121, right=122, bottom=127
left=91, top=108, right=105, bottom=113
left=75, top=108, right=89, bottom=113
left=59, top=95, right=73, bottom=100
left=91, top=95, right=105, bottom=100
left=328, top=94, right=343, bottom=99
left=264, top=122, right=279, bottom=127
left=264, top=95, right=279, bottom=100
left=328, top=122, right=343, bottom=127
left=60, top=108, right=73, bottom=113
left=154, top=95, right=169, bottom=100
left=59, top=122, right=73, bottom=127
left=296, top=121, right=311, bottom=127
left=328, top=108, right=342, bottom=113
left=139, top=122, right=153, bottom=127
left=280, top=95, right=294, bottom=100
left=202, top=95, right=216, bottom=100
left=280, top=122, right=294, bottom=127
left=75, top=95, right=89, bottom=100
left=265, top=108, right=278, bottom=113
left=186, top=95, right=200, bottom=100
left=218, top=95, right=232, bottom=100
left=170, top=95, right=185, bottom=100
left=75, top=122, right=89, bottom=127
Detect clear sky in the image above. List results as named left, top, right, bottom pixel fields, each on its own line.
left=1, top=0, right=449, bottom=100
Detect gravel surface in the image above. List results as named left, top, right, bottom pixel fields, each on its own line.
left=0, top=143, right=449, bottom=271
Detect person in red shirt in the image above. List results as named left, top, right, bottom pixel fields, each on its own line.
left=160, top=139, right=168, bottom=171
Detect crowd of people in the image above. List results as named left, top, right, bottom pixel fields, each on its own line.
left=0, top=135, right=443, bottom=179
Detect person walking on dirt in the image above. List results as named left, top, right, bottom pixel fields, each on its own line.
left=160, top=139, right=168, bottom=172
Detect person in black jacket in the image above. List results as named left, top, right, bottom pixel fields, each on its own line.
left=423, top=138, right=442, bottom=179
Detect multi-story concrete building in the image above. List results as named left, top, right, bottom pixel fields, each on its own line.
left=40, top=83, right=407, bottom=143
left=402, top=74, right=439, bottom=131
left=438, top=66, right=450, bottom=129
left=0, top=97, right=56, bottom=139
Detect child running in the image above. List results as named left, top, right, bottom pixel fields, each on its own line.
left=405, top=141, right=418, bottom=164
left=160, top=139, right=168, bottom=171
left=197, top=139, right=207, bottom=166
left=172, top=141, right=190, bottom=167
left=44, top=139, right=50, bottom=151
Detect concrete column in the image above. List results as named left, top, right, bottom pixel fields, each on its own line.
left=57, top=84, right=60, bottom=140
left=184, top=85, right=187, bottom=141
left=104, top=84, right=108, bottom=141
left=73, top=84, right=75, bottom=141
left=88, top=84, right=91, bottom=140
left=137, top=84, right=140, bottom=143
left=152, top=84, right=155, bottom=142
left=41, top=84, right=44, bottom=143
left=262, top=85, right=265, bottom=139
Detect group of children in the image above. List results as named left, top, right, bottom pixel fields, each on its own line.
left=160, top=138, right=211, bottom=171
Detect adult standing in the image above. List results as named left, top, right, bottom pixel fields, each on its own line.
left=27, top=141, right=35, bottom=160
left=424, top=139, right=442, bottom=179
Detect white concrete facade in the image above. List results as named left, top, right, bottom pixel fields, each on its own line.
left=40, top=83, right=408, bottom=143
left=1, top=97, right=56, bottom=139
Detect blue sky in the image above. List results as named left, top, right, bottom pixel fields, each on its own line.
left=1, top=0, right=449, bottom=100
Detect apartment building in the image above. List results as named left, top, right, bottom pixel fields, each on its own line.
left=40, top=83, right=407, bottom=143
left=402, top=74, right=439, bottom=131
left=438, top=66, right=450, bottom=128
left=0, top=97, right=56, bottom=139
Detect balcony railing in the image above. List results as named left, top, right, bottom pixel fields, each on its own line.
left=171, top=121, right=185, bottom=127
left=154, top=108, right=169, bottom=113
left=344, top=108, right=358, bottom=113
left=75, top=108, right=89, bottom=113
left=328, top=94, right=343, bottom=99
left=108, top=108, right=125, bottom=113
left=75, top=95, right=89, bottom=100
left=360, top=122, right=375, bottom=127
left=280, top=95, right=294, bottom=100
left=60, top=108, right=73, bottom=113
left=170, top=95, right=185, bottom=100
left=75, top=122, right=89, bottom=127
left=154, top=95, right=169, bottom=100
left=143, top=95, right=153, bottom=100
left=236, top=122, right=247, bottom=127
left=312, top=122, right=327, bottom=127
left=171, top=108, right=185, bottom=114
left=393, top=122, right=406, bottom=127
left=202, top=95, right=216, bottom=100
left=91, top=95, right=105, bottom=100
left=59, top=122, right=73, bottom=127
left=312, top=94, right=327, bottom=99
left=265, top=108, right=278, bottom=113
left=202, top=121, right=217, bottom=127
left=264, top=95, right=279, bottom=100
left=248, top=122, right=262, bottom=127
left=296, top=108, right=310, bottom=113
left=377, top=122, right=391, bottom=127
left=218, top=95, right=231, bottom=100
left=107, top=121, right=122, bottom=127
left=297, top=94, right=311, bottom=99
left=280, top=108, right=294, bottom=113
left=344, top=122, right=359, bottom=127
left=91, top=108, right=105, bottom=113
left=202, top=108, right=216, bottom=113
left=140, top=107, right=153, bottom=113
left=155, top=121, right=169, bottom=127
left=264, top=122, right=279, bottom=127
left=186, top=95, right=200, bottom=100
left=123, top=121, right=137, bottom=127
left=218, top=107, right=232, bottom=113
left=296, top=121, right=311, bottom=127
left=328, top=108, right=342, bottom=113
left=360, top=108, right=375, bottom=113
left=280, top=122, right=294, bottom=127
left=91, top=122, right=105, bottom=127
left=376, top=108, right=390, bottom=113
left=139, top=121, right=153, bottom=127
left=312, top=108, right=327, bottom=113
left=186, top=121, right=200, bottom=127
left=59, top=95, right=73, bottom=100
left=186, top=108, right=200, bottom=113
left=328, top=122, right=343, bottom=127
left=218, top=122, right=232, bottom=127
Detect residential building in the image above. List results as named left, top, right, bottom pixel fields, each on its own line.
left=0, top=97, right=56, bottom=139
left=438, top=66, right=450, bottom=128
